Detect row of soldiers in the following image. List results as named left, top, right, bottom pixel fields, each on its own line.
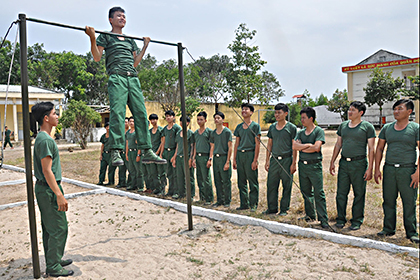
left=98, top=99, right=419, bottom=243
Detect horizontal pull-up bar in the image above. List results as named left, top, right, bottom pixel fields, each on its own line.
left=26, top=17, right=179, bottom=47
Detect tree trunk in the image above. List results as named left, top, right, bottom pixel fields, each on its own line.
left=379, top=107, right=383, bottom=128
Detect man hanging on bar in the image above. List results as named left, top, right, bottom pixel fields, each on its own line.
left=85, top=6, right=166, bottom=166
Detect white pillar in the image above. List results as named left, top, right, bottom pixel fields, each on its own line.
left=13, top=100, right=18, bottom=141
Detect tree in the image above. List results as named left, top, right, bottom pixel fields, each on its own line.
left=402, top=75, right=419, bottom=100
left=327, top=89, right=350, bottom=121
left=60, top=100, right=101, bottom=149
left=194, top=54, right=230, bottom=104
left=364, top=67, right=404, bottom=127
left=225, top=23, right=284, bottom=106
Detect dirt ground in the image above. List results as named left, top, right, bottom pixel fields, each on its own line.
left=2, top=130, right=419, bottom=250
left=0, top=193, right=419, bottom=279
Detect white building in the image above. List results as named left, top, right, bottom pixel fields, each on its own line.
left=342, top=50, right=419, bottom=124
left=0, top=85, right=65, bottom=141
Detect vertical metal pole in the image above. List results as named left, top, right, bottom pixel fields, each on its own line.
left=19, top=13, right=41, bottom=279
left=178, top=42, right=193, bottom=231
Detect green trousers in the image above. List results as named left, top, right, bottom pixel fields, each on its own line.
left=175, top=156, right=195, bottom=198
left=266, top=157, right=293, bottom=213
left=35, top=183, right=68, bottom=274
left=117, top=151, right=128, bottom=187
left=3, top=137, right=13, bottom=148
left=163, top=149, right=176, bottom=195
left=336, top=158, right=367, bottom=226
left=298, top=161, right=328, bottom=222
left=213, top=155, right=232, bottom=205
left=382, top=165, right=418, bottom=238
left=236, top=150, right=259, bottom=208
left=127, top=150, right=144, bottom=190
left=98, top=152, right=116, bottom=184
left=108, top=74, right=152, bottom=150
left=145, top=163, right=166, bottom=191
left=196, top=154, right=213, bottom=202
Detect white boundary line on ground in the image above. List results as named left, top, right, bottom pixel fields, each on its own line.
left=2, top=164, right=419, bottom=258
left=0, top=179, right=27, bottom=186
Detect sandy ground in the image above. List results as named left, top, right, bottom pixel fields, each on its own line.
left=0, top=193, right=418, bottom=280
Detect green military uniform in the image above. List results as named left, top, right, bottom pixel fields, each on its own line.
left=98, top=133, right=117, bottom=184
left=210, top=127, right=232, bottom=206
left=379, top=121, right=419, bottom=238
left=175, top=129, right=195, bottom=198
left=33, top=131, right=68, bottom=275
left=266, top=122, right=297, bottom=213
left=96, top=34, right=152, bottom=152
left=234, top=122, right=261, bottom=209
left=126, top=129, right=145, bottom=191
left=146, top=126, right=165, bottom=191
left=336, top=121, right=375, bottom=227
left=117, top=131, right=128, bottom=188
left=162, top=124, right=181, bottom=195
left=194, top=128, right=213, bottom=203
left=296, top=126, right=328, bottom=222
left=3, top=129, right=13, bottom=148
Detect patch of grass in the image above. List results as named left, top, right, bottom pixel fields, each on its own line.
left=359, top=263, right=374, bottom=276
left=186, top=257, right=203, bottom=265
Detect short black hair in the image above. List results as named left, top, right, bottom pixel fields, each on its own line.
left=274, top=103, right=289, bottom=113
left=128, top=116, right=134, bottom=121
left=165, top=110, right=175, bottom=117
left=125, top=117, right=129, bottom=121
left=241, top=103, right=255, bottom=112
left=109, top=7, right=125, bottom=19
left=104, top=122, right=110, bottom=128
left=149, top=114, right=159, bottom=120
left=349, top=101, right=367, bottom=116
left=180, top=116, right=191, bottom=123
left=393, top=99, right=414, bottom=111
left=31, top=102, right=55, bottom=126
left=197, top=111, right=207, bottom=119
left=300, top=107, right=316, bottom=121
left=213, top=111, right=225, bottom=119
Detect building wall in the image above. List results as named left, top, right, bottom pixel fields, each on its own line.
left=348, top=64, right=419, bottom=124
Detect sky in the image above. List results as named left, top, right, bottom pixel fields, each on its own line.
left=1, top=0, right=419, bottom=103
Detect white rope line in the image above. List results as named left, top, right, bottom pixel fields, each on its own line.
left=1, top=26, right=19, bottom=167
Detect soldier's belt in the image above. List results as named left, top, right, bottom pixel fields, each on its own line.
left=103, top=151, right=110, bottom=154
left=272, top=154, right=292, bottom=160
left=239, top=149, right=254, bottom=153
left=165, top=148, right=175, bottom=151
left=36, top=180, right=61, bottom=186
left=385, top=162, right=416, bottom=168
left=299, top=159, right=322, bottom=165
left=129, top=149, right=137, bottom=151
left=109, top=70, right=137, bottom=77
left=215, top=153, right=227, bottom=157
left=341, top=155, right=366, bottom=162
left=197, top=153, right=209, bottom=157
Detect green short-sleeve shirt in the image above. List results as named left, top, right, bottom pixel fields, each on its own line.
left=194, top=128, right=212, bottom=154
left=233, top=121, right=261, bottom=151
left=33, top=131, right=62, bottom=182
left=337, top=120, right=376, bottom=158
left=150, top=126, right=163, bottom=153
left=5, top=129, right=11, bottom=139
left=100, top=133, right=111, bottom=152
left=210, top=127, right=232, bottom=155
left=96, top=33, right=139, bottom=74
left=163, top=124, right=181, bottom=149
left=295, top=126, right=325, bottom=161
left=378, top=121, right=419, bottom=165
left=126, top=129, right=138, bottom=150
left=267, top=122, right=297, bottom=156
left=176, top=129, right=194, bottom=156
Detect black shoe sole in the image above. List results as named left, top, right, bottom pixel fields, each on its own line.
left=377, top=231, right=395, bottom=237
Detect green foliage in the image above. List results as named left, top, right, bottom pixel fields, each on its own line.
left=225, top=23, right=283, bottom=106
left=176, top=96, right=202, bottom=118
left=402, top=75, right=419, bottom=100
left=364, top=67, right=404, bottom=126
left=263, top=109, right=275, bottom=124
left=139, top=58, right=201, bottom=113
left=194, top=54, right=230, bottom=103
left=60, top=100, right=101, bottom=149
left=287, top=102, right=303, bottom=127
left=327, top=89, right=350, bottom=121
